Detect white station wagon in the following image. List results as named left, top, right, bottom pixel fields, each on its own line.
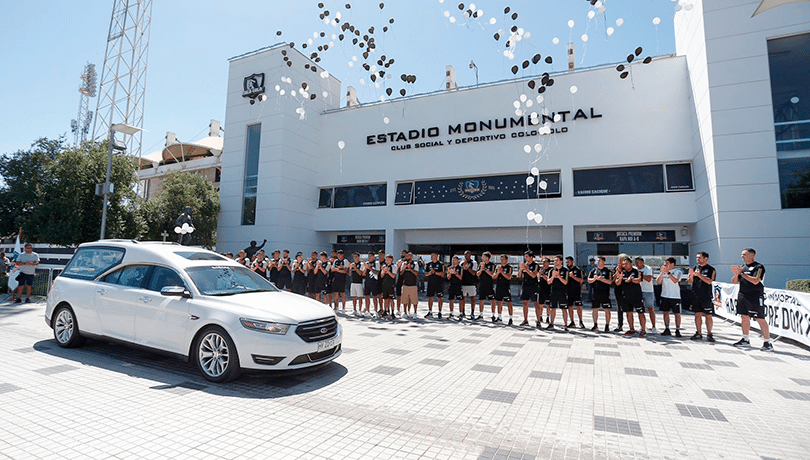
left=45, top=241, right=342, bottom=382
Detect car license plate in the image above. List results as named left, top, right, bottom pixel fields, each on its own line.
left=317, top=339, right=335, bottom=352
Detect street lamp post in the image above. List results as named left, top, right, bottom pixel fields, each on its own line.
left=100, top=123, right=142, bottom=239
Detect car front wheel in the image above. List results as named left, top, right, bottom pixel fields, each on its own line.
left=53, top=306, right=85, bottom=348
left=194, top=326, right=241, bottom=383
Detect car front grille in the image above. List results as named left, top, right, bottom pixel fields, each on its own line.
left=294, top=316, right=338, bottom=343
left=289, top=344, right=341, bottom=365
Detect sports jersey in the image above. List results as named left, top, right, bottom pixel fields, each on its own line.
left=278, top=257, right=292, bottom=276
left=425, top=261, right=444, bottom=281
left=691, top=264, right=716, bottom=300
left=566, top=266, right=582, bottom=296
left=521, top=262, right=539, bottom=286
left=537, top=267, right=552, bottom=292
left=332, top=258, right=348, bottom=283
left=620, top=268, right=642, bottom=299
left=460, top=259, right=478, bottom=286
left=589, top=267, right=612, bottom=293
left=365, top=259, right=380, bottom=281
left=349, top=260, right=365, bottom=284
left=479, top=262, right=495, bottom=285
left=639, top=265, right=654, bottom=293
left=252, top=259, right=268, bottom=278
left=400, top=260, right=418, bottom=286
left=447, top=264, right=463, bottom=287
left=739, top=261, right=765, bottom=297
left=496, top=264, right=512, bottom=288
left=660, top=268, right=682, bottom=299
left=549, top=266, right=568, bottom=295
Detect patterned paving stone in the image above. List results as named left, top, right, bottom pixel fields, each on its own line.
left=704, top=359, right=739, bottom=367
left=593, top=415, right=643, bottom=437
left=775, top=390, right=810, bottom=401
left=383, top=348, right=412, bottom=355
left=499, top=342, right=524, bottom=348
left=703, top=389, right=751, bottom=403
left=423, top=343, right=450, bottom=350
left=681, top=362, right=714, bottom=370
left=626, top=367, right=658, bottom=377
left=477, top=389, right=518, bottom=404
left=459, top=338, right=483, bottom=344
left=790, top=378, right=810, bottom=386
left=567, top=357, right=595, bottom=364
left=645, top=350, right=673, bottom=357
left=369, top=365, right=406, bottom=376
left=595, top=350, right=621, bottom=357
left=529, top=371, right=563, bottom=381
left=490, top=350, right=517, bottom=357
left=676, top=403, right=728, bottom=422
left=750, top=354, right=786, bottom=363
left=34, top=365, right=78, bottom=375
left=547, top=342, right=571, bottom=348
left=418, top=358, right=450, bottom=367
left=594, top=343, right=619, bottom=349
left=471, top=364, right=503, bottom=374
left=0, top=383, right=23, bottom=394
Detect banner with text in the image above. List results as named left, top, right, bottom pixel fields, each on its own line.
left=712, top=282, right=810, bottom=347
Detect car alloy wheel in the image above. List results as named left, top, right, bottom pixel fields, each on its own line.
left=53, top=306, right=84, bottom=348
left=195, top=326, right=240, bottom=383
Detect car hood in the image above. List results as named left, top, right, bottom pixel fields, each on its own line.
left=198, top=291, right=335, bottom=324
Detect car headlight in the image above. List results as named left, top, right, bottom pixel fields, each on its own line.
left=240, top=318, right=290, bottom=335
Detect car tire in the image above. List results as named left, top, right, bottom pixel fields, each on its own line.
left=53, top=305, right=85, bottom=348
left=193, top=325, right=241, bottom=383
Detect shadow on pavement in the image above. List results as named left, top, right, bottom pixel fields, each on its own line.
left=32, top=338, right=348, bottom=398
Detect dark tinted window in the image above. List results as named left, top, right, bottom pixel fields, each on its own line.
left=318, top=188, right=333, bottom=208
left=61, top=247, right=125, bottom=280
left=395, top=182, right=414, bottom=205
left=665, top=164, right=694, bottom=191
left=573, top=165, right=664, bottom=196
left=333, top=184, right=386, bottom=208
left=147, top=266, right=186, bottom=292
left=117, top=265, right=151, bottom=288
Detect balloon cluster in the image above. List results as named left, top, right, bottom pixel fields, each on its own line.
left=616, top=46, right=653, bottom=79
left=526, top=71, right=555, bottom=94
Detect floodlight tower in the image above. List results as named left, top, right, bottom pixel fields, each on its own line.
left=92, top=0, right=153, bottom=157
left=70, top=63, right=97, bottom=147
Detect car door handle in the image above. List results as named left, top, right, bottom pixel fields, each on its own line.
left=96, top=288, right=107, bottom=295
left=138, top=296, right=152, bottom=303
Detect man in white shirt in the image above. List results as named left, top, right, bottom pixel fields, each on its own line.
left=635, top=257, right=658, bottom=334
left=656, top=257, right=683, bottom=337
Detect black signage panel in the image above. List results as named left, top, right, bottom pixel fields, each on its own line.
left=394, top=182, right=414, bottom=205
left=586, top=231, right=676, bottom=242
left=337, top=235, right=386, bottom=244
left=413, top=172, right=560, bottom=204
left=666, top=163, right=694, bottom=191
left=333, top=184, right=387, bottom=208
left=573, top=165, right=664, bottom=196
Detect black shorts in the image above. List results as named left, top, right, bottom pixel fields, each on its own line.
left=549, top=292, right=568, bottom=309
left=479, top=281, right=495, bottom=300
left=396, top=283, right=403, bottom=297
left=365, top=279, right=380, bottom=296
left=520, top=284, right=536, bottom=301
left=427, top=278, right=444, bottom=297
left=307, top=276, right=317, bottom=294
left=292, top=278, right=307, bottom=295
left=331, top=278, right=346, bottom=294
left=495, top=284, right=512, bottom=302
left=448, top=283, right=463, bottom=301
left=592, top=290, right=611, bottom=309
left=567, top=289, right=582, bottom=303
left=691, top=295, right=714, bottom=315
left=314, top=278, right=328, bottom=294
left=277, top=275, right=292, bottom=290
left=536, top=288, right=550, bottom=304
left=737, top=294, right=765, bottom=319
left=620, top=294, right=644, bottom=313
left=382, top=278, right=396, bottom=299
left=17, top=273, right=35, bottom=286
left=659, top=297, right=682, bottom=314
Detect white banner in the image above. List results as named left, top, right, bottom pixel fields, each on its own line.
left=713, top=282, right=810, bottom=347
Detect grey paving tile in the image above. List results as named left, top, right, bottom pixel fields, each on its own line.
left=459, top=338, right=483, bottom=344
left=500, top=342, right=524, bottom=348
left=676, top=403, right=728, bottom=422
left=529, top=371, right=563, bottom=381
left=593, top=415, right=643, bottom=437
left=0, top=383, right=23, bottom=394
left=626, top=367, right=658, bottom=377
left=704, top=359, right=739, bottom=368
left=383, top=348, right=412, bottom=355
left=552, top=336, right=574, bottom=341
left=594, top=343, right=619, bottom=349
left=667, top=345, right=690, bottom=350
left=490, top=350, right=517, bottom=357
left=775, top=389, right=810, bottom=401
left=12, top=347, right=37, bottom=354
left=645, top=350, right=673, bottom=357
left=369, top=365, right=406, bottom=376
left=703, top=389, right=751, bottom=403
left=617, top=341, right=642, bottom=347
left=418, top=358, right=450, bottom=367
left=790, top=378, right=810, bottom=386
left=595, top=350, right=621, bottom=357
left=477, top=389, right=518, bottom=404
left=680, top=362, right=714, bottom=370
left=547, top=342, right=571, bottom=348
left=471, top=364, right=503, bottom=374
left=358, top=332, right=380, bottom=337
left=567, top=357, right=595, bottom=364
left=716, top=348, right=745, bottom=354
left=420, top=334, right=448, bottom=341
left=470, top=332, right=491, bottom=338
left=341, top=347, right=359, bottom=354
left=34, top=364, right=78, bottom=375
left=513, top=333, right=535, bottom=338
left=750, top=354, right=785, bottom=363
left=423, top=343, right=450, bottom=350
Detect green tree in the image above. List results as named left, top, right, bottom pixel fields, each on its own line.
left=0, top=138, right=142, bottom=245
left=139, top=170, right=219, bottom=248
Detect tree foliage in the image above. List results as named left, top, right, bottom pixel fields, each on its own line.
left=0, top=138, right=142, bottom=245
left=139, top=170, right=219, bottom=248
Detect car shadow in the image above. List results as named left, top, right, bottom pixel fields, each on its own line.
left=32, top=338, right=348, bottom=398
left=0, top=302, right=41, bottom=320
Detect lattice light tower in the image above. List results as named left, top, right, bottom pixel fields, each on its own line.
left=92, top=0, right=153, bottom=157
left=71, top=63, right=97, bottom=147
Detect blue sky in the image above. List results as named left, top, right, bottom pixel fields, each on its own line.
left=0, top=0, right=680, bottom=157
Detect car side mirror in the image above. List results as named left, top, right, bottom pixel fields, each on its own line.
left=161, top=286, right=191, bottom=298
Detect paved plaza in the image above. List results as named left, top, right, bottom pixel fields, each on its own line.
left=2, top=297, right=810, bottom=460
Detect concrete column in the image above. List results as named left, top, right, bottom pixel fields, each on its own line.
left=563, top=224, right=575, bottom=258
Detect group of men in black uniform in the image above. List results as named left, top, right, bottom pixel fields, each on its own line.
left=231, top=243, right=774, bottom=351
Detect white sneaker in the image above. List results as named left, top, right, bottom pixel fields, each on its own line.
left=403, top=313, right=410, bottom=319
left=650, top=327, right=659, bottom=335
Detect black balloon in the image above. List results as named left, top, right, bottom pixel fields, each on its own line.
left=546, top=79, right=554, bottom=86
left=287, top=61, right=292, bottom=67
left=371, top=74, right=377, bottom=82
left=352, top=38, right=358, bottom=44
left=302, top=82, right=308, bottom=89
left=289, top=42, right=294, bottom=47
left=320, top=32, right=326, bottom=37
left=494, top=33, right=500, bottom=40
left=527, top=80, right=536, bottom=89
left=302, top=43, right=307, bottom=48
left=400, top=88, right=406, bottom=96
left=339, top=34, right=344, bottom=40
left=318, top=2, right=324, bottom=7
left=616, top=64, right=624, bottom=71
left=383, top=26, right=388, bottom=32
left=511, top=65, right=518, bottom=74
left=545, top=56, right=553, bottom=64
left=635, top=46, right=643, bottom=56
left=522, top=60, right=529, bottom=69
left=276, top=30, right=282, bottom=36
left=532, top=54, right=541, bottom=64
left=363, top=51, right=369, bottom=59
left=538, top=86, right=546, bottom=93
left=282, top=50, right=287, bottom=56
left=324, top=10, right=329, bottom=16
left=389, top=18, right=394, bottom=24
left=380, top=3, right=384, bottom=9
left=310, top=93, right=316, bottom=100
left=642, top=56, right=652, bottom=64
left=541, top=74, right=549, bottom=85
left=459, top=3, right=464, bottom=10
left=510, top=25, right=517, bottom=32
left=346, top=3, right=351, bottom=8
left=626, top=54, right=634, bottom=63
left=504, top=6, right=510, bottom=13
left=620, top=72, right=629, bottom=79
left=511, top=12, right=518, bottom=20
left=304, top=63, right=309, bottom=68
left=386, top=88, right=393, bottom=96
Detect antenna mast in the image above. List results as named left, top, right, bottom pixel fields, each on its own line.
left=71, top=63, right=97, bottom=147
left=92, top=0, right=153, bottom=156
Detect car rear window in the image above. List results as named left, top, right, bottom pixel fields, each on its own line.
left=61, top=247, right=126, bottom=280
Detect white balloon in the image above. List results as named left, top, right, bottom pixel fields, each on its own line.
left=291, top=90, right=296, bottom=97
left=581, top=34, right=589, bottom=42
left=527, top=211, right=536, bottom=221
left=352, top=56, right=358, bottom=62
left=359, top=79, right=365, bottom=85
left=534, top=144, right=542, bottom=153
left=653, top=17, right=661, bottom=25
left=520, top=94, right=527, bottom=102
left=533, top=214, right=543, bottom=224
left=279, top=89, right=285, bottom=95
left=181, top=223, right=190, bottom=231
left=526, top=176, right=535, bottom=186
left=489, top=17, right=496, bottom=25
left=380, top=95, right=386, bottom=102
left=554, top=114, right=562, bottom=122
left=526, top=99, right=533, bottom=107
left=536, top=95, right=544, bottom=103
left=338, top=140, right=345, bottom=149
left=530, top=166, right=540, bottom=175
left=568, top=19, right=575, bottom=28
left=616, top=18, right=624, bottom=26
left=383, top=117, right=390, bottom=124
left=588, top=11, right=595, bottom=19
left=570, top=85, right=578, bottom=94
left=187, top=226, right=195, bottom=233
left=513, top=101, right=521, bottom=109
left=606, top=27, right=614, bottom=36
left=174, top=226, right=181, bottom=234
left=598, top=6, right=606, bottom=13
left=595, top=0, right=603, bottom=6
left=539, top=180, right=548, bottom=190
left=517, top=27, right=524, bottom=35
left=449, top=16, right=456, bottom=23
left=348, top=61, right=354, bottom=67
left=322, top=91, right=329, bottom=98
left=524, top=31, right=531, bottom=39
left=469, top=3, right=475, bottom=10
left=791, top=96, right=800, bottom=104
left=523, top=145, right=531, bottom=153
left=444, top=10, right=450, bottom=17
left=552, top=37, right=560, bottom=45
left=275, top=84, right=280, bottom=91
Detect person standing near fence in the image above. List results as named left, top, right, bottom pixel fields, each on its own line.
left=13, top=244, right=39, bottom=303
left=731, top=248, right=772, bottom=352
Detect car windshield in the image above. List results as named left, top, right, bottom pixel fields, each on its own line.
left=186, top=265, right=278, bottom=296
